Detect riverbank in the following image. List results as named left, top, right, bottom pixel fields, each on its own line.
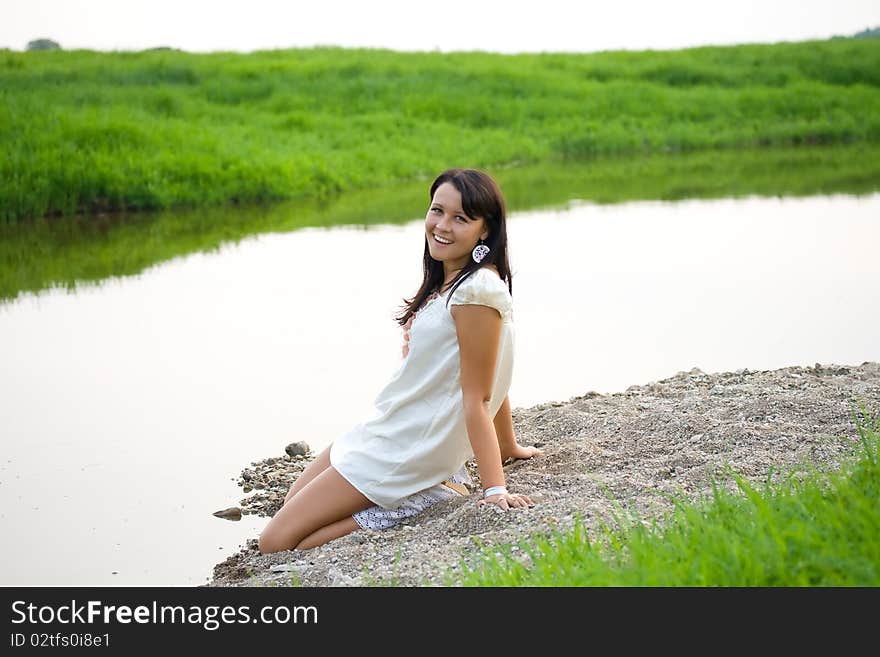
left=4, top=38, right=879, bottom=222
left=209, top=360, right=879, bottom=586
left=4, top=145, right=879, bottom=303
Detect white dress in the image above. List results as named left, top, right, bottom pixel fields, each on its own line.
left=330, top=266, right=515, bottom=510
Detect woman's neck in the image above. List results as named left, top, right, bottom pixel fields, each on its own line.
left=439, top=272, right=459, bottom=293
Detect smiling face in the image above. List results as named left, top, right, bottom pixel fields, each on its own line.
left=425, top=182, right=489, bottom=278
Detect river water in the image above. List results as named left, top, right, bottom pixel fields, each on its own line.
left=1, top=192, right=878, bottom=585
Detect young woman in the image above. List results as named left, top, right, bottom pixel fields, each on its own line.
left=258, top=168, right=541, bottom=555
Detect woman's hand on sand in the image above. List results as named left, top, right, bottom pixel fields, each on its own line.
left=477, top=492, right=535, bottom=511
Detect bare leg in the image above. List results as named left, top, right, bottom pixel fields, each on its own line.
left=494, top=398, right=543, bottom=462
left=284, top=445, right=332, bottom=505
left=258, top=466, right=373, bottom=554
left=295, top=516, right=361, bottom=550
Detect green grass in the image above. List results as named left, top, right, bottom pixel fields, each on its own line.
left=2, top=38, right=880, bottom=222
left=2, top=141, right=878, bottom=304
left=445, top=403, right=880, bottom=586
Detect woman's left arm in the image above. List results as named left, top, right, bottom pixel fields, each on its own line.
left=452, top=304, right=533, bottom=511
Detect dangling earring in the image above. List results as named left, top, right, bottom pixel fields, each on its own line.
left=472, top=238, right=490, bottom=263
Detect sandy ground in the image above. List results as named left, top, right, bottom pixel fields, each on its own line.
left=208, top=360, right=879, bottom=587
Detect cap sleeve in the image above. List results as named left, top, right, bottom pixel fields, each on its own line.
left=449, top=268, right=512, bottom=320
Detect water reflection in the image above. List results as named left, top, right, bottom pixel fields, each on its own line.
left=1, top=192, right=878, bottom=585
left=4, top=142, right=880, bottom=303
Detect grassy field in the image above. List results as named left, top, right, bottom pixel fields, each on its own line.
left=445, top=405, right=879, bottom=586
left=2, top=142, right=878, bottom=303
left=2, top=38, right=879, bottom=222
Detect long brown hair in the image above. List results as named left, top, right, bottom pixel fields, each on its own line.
left=395, top=168, right=513, bottom=327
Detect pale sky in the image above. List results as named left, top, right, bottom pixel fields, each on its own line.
left=2, top=0, right=878, bottom=53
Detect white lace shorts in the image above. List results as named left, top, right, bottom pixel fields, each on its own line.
left=352, top=465, right=473, bottom=531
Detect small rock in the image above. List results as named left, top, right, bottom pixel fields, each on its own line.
left=285, top=441, right=310, bottom=458
left=213, top=507, right=242, bottom=521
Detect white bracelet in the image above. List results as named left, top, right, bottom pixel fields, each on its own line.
left=483, top=485, right=508, bottom=499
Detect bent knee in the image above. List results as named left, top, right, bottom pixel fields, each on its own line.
left=258, top=531, right=289, bottom=555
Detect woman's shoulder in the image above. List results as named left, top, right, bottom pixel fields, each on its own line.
left=481, top=264, right=501, bottom=281
left=461, top=264, right=501, bottom=284
left=448, top=265, right=504, bottom=293
left=440, top=265, right=502, bottom=294
left=448, top=265, right=513, bottom=318
left=474, top=265, right=507, bottom=292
